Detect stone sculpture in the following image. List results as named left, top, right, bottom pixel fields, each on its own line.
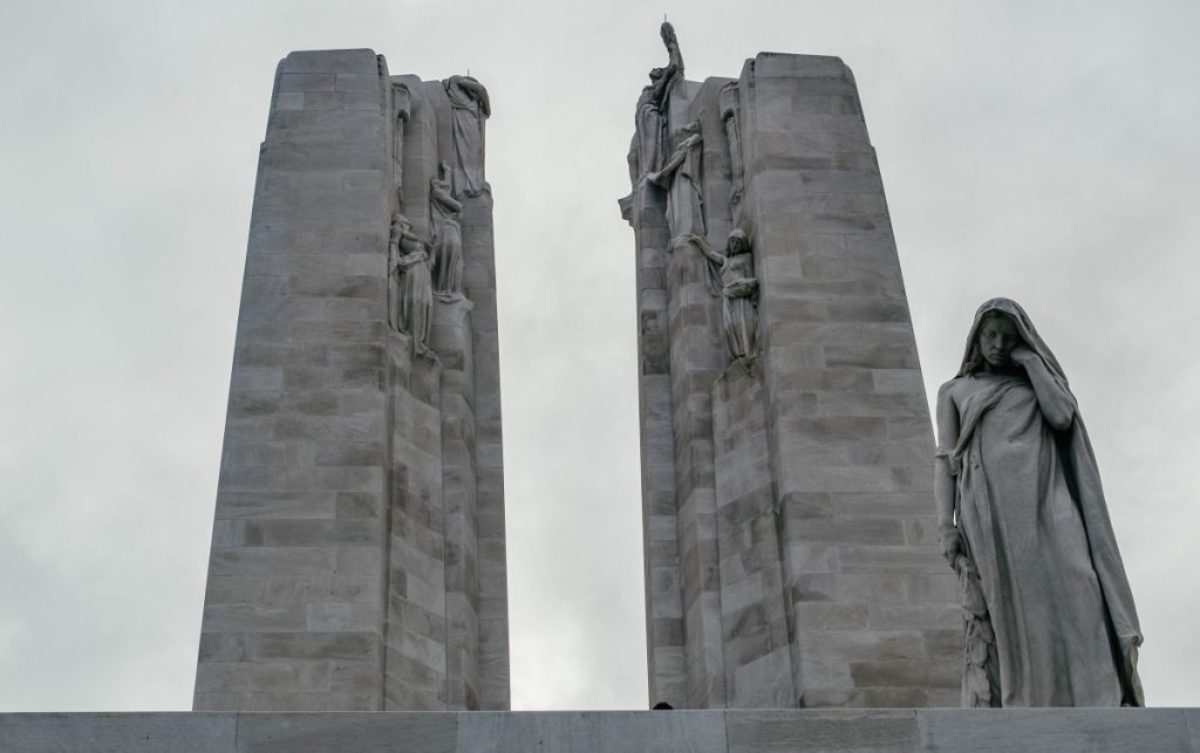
left=443, top=74, right=490, bottom=197
left=388, top=212, right=433, bottom=353
left=681, top=230, right=758, bottom=361
left=719, top=83, right=744, bottom=210
left=430, top=162, right=465, bottom=299
left=620, top=22, right=685, bottom=221
left=392, top=82, right=412, bottom=203
left=934, top=297, right=1144, bottom=707
left=647, top=120, right=704, bottom=240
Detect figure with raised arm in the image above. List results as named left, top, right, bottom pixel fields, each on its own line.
left=621, top=22, right=685, bottom=221
left=678, top=230, right=757, bottom=361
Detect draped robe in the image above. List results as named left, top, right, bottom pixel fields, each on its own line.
left=942, top=298, right=1143, bottom=707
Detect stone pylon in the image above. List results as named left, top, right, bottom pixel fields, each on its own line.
left=624, top=46, right=961, bottom=708
left=194, top=49, right=509, bottom=712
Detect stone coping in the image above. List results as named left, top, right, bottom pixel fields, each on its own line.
left=1, top=708, right=1198, bottom=752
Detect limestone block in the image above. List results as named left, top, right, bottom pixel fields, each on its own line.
left=278, top=73, right=336, bottom=92
left=918, top=708, right=1194, bottom=753
left=726, top=709, right=918, bottom=752
left=279, top=49, right=379, bottom=74
left=238, top=712, right=457, bottom=753
left=0, top=713, right=236, bottom=753
left=458, top=711, right=727, bottom=753
left=1187, top=709, right=1200, bottom=753
left=5, top=710, right=1200, bottom=753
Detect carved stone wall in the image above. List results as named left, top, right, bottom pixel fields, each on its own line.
left=194, top=48, right=508, bottom=712
left=625, top=52, right=960, bottom=708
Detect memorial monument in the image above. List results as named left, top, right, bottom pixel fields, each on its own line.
left=192, top=49, right=510, bottom=712
left=3, top=34, right=1187, bottom=753
left=622, top=25, right=961, bottom=708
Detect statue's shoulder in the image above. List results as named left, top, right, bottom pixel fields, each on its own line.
left=938, top=375, right=965, bottom=398
left=937, top=375, right=972, bottom=412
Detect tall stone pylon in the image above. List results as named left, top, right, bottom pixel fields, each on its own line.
left=623, top=27, right=961, bottom=709
left=194, top=49, right=509, bottom=712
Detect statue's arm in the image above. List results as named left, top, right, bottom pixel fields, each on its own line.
left=432, top=183, right=464, bottom=212
left=667, top=43, right=684, bottom=76
left=647, top=145, right=687, bottom=186
left=396, top=251, right=426, bottom=268
left=934, top=380, right=963, bottom=565
left=681, top=233, right=723, bottom=264
left=649, top=68, right=675, bottom=101
left=1013, top=346, right=1076, bottom=430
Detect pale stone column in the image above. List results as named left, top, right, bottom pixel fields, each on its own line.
left=711, top=366, right=797, bottom=707
left=626, top=49, right=960, bottom=709
left=196, top=49, right=509, bottom=712
left=737, top=53, right=960, bottom=707
left=460, top=191, right=512, bottom=711
left=195, top=49, right=394, bottom=712
left=663, top=241, right=727, bottom=708
left=628, top=159, right=688, bottom=709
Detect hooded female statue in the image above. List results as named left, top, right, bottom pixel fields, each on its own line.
left=935, top=298, right=1143, bottom=707
left=388, top=213, right=433, bottom=354
left=443, top=75, right=491, bottom=197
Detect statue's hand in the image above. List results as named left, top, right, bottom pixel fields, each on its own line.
left=939, top=524, right=963, bottom=567
left=1009, top=344, right=1037, bottom=367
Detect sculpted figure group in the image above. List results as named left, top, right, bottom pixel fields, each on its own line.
left=382, top=27, right=1149, bottom=712
left=387, top=77, right=487, bottom=351
left=621, top=22, right=684, bottom=223
left=936, top=298, right=1143, bottom=707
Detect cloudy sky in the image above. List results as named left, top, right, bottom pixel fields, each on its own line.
left=1, top=0, right=1197, bottom=711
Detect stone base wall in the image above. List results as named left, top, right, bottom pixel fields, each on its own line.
left=3, top=709, right=1197, bottom=753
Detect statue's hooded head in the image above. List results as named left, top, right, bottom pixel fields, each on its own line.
left=728, top=229, right=750, bottom=256
left=958, top=298, right=1067, bottom=385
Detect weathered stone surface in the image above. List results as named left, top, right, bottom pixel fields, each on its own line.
left=4, top=711, right=1193, bottom=753
left=458, top=711, right=727, bottom=753
left=919, top=709, right=1193, bottom=753
left=0, top=713, right=237, bottom=753
left=237, top=712, right=457, bottom=753
left=625, top=44, right=958, bottom=708
left=196, top=49, right=508, bottom=711
left=727, top=709, right=918, bottom=752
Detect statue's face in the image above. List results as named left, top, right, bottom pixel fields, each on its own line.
left=977, top=313, right=1020, bottom=368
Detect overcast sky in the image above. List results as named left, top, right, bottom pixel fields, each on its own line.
left=1, top=0, right=1197, bottom=712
